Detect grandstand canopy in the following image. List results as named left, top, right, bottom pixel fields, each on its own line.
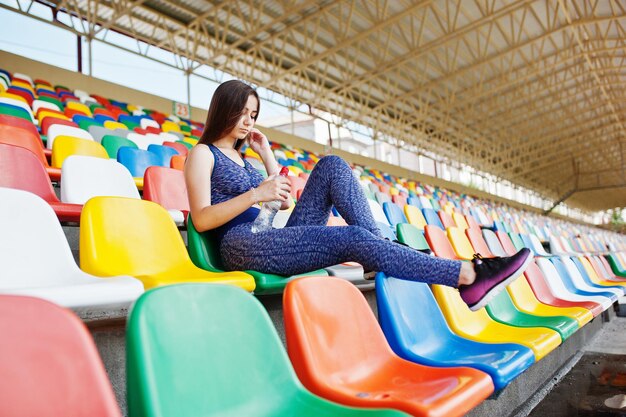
left=31, top=0, right=626, bottom=212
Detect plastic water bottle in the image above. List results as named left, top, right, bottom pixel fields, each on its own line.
left=251, top=166, right=290, bottom=233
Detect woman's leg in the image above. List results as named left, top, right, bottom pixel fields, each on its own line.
left=221, top=223, right=461, bottom=286
left=286, top=155, right=381, bottom=237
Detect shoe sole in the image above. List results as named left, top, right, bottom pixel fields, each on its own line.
left=468, top=251, right=534, bottom=312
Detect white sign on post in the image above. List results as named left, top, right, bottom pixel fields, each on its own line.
left=173, top=101, right=190, bottom=119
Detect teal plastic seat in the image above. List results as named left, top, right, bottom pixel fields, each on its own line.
left=376, top=274, right=535, bottom=390
left=396, top=223, right=431, bottom=254
left=127, top=284, right=409, bottom=417
left=187, top=215, right=328, bottom=295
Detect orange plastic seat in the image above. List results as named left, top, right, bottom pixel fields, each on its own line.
left=0, top=295, right=121, bottom=417
left=0, top=122, right=61, bottom=181
left=170, top=154, right=186, bottom=170
left=284, top=277, right=494, bottom=417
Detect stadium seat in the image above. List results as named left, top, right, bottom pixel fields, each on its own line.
left=117, top=146, right=161, bottom=188
left=422, top=208, right=445, bottom=229
left=559, top=257, right=621, bottom=300
left=60, top=155, right=140, bottom=204
left=283, top=277, right=494, bottom=416
left=404, top=204, right=427, bottom=229
left=126, top=284, right=408, bottom=417
left=0, top=188, right=142, bottom=311
left=80, top=196, right=254, bottom=291
left=143, top=166, right=189, bottom=226
left=147, top=143, right=179, bottom=167
left=446, top=227, right=578, bottom=340
left=382, top=202, right=407, bottom=227
left=0, top=102, right=32, bottom=122
left=376, top=274, right=535, bottom=390
left=186, top=214, right=327, bottom=295
left=0, top=97, right=35, bottom=123
left=101, top=135, right=138, bottom=158
left=47, top=124, right=94, bottom=149
left=0, top=295, right=122, bottom=417
left=396, top=223, right=431, bottom=254
left=424, top=225, right=561, bottom=360
left=162, top=140, right=189, bottom=156
left=0, top=144, right=81, bottom=222
left=51, top=136, right=108, bottom=168
left=367, top=199, right=391, bottom=225
left=170, top=154, right=186, bottom=170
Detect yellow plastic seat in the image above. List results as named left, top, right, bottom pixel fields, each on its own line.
left=431, top=285, right=560, bottom=360
left=183, top=137, right=198, bottom=146
left=0, top=92, right=28, bottom=105
left=51, top=136, right=108, bottom=168
left=452, top=212, right=469, bottom=229
left=80, top=196, right=255, bottom=291
left=161, top=120, right=181, bottom=133
left=66, top=101, right=93, bottom=117
left=404, top=205, right=427, bottom=229
left=37, top=109, right=70, bottom=124
left=287, top=165, right=303, bottom=176
left=103, top=120, right=128, bottom=130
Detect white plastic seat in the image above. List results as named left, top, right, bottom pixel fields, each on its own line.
left=0, top=187, right=143, bottom=314
left=140, top=118, right=160, bottom=129
left=560, top=257, right=622, bottom=299
left=47, top=125, right=94, bottom=149
left=158, top=132, right=181, bottom=142
left=32, top=99, right=60, bottom=115
left=418, top=196, right=433, bottom=209
left=73, top=89, right=89, bottom=98
left=535, top=257, right=613, bottom=310
left=367, top=199, right=391, bottom=226
left=529, top=234, right=552, bottom=257
left=127, top=132, right=158, bottom=150
left=60, top=156, right=140, bottom=204
left=13, top=72, right=33, bottom=84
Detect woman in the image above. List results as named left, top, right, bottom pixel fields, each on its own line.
left=185, top=80, right=532, bottom=311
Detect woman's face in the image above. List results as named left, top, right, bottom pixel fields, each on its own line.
left=230, top=94, right=259, bottom=140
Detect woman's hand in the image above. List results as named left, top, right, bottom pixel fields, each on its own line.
left=248, top=128, right=271, bottom=156
left=254, top=175, right=291, bottom=203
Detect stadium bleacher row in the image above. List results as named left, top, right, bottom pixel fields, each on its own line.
left=1, top=67, right=626, bottom=416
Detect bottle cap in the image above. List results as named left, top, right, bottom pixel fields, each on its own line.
left=279, top=166, right=289, bottom=177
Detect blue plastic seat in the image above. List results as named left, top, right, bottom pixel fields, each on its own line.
left=148, top=144, right=179, bottom=167
left=407, top=196, right=422, bottom=208
left=421, top=208, right=444, bottom=229
left=376, top=274, right=534, bottom=390
left=382, top=202, right=407, bottom=227
left=376, top=221, right=396, bottom=240
left=117, top=147, right=161, bottom=178
left=570, top=257, right=625, bottom=296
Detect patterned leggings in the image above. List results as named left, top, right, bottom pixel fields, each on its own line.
left=221, top=155, right=462, bottom=286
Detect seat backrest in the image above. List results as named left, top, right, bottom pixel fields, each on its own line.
left=367, top=199, right=390, bottom=225
left=0, top=295, right=121, bottom=417
left=47, top=124, right=94, bottom=149
left=0, top=114, right=40, bottom=139
left=0, top=123, right=49, bottom=167
left=446, top=227, right=475, bottom=260
left=430, top=284, right=491, bottom=334
left=88, top=125, right=116, bottom=143
left=101, top=134, right=138, bottom=158
left=162, top=140, right=189, bottom=156
left=495, top=231, right=518, bottom=256
left=0, top=102, right=31, bottom=121
left=127, top=284, right=300, bottom=417
left=438, top=210, right=455, bottom=229
left=382, top=202, right=407, bottom=227
left=422, top=208, right=444, bottom=229
left=396, top=223, right=431, bottom=252
left=284, top=277, right=393, bottom=385
left=424, top=224, right=459, bottom=260
left=143, top=166, right=189, bottom=212
left=419, top=196, right=433, bottom=209
left=481, top=229, right=508, bottom=257
left=187, top=214, right=225, bottom=271
left=404, top=204, right=427, bottom=229
left=0, top=97, right=34, bottom=123
left=452, top=212, right=469, bottom=229
left=148, top=144, right=179, bottom=167
left=0, top=144, right=58, bottom=202
left=51, top=136, right=108, bottom=168
left=117, top=146, right=161, bottom=177
left=41, top=117, right=78, bottom=135
left=60, top=156, right=140, bottom=204
left=507, top=233, right=526, bottom=251
left=170, top=154, right=186, bottom=170
left=465, top=227, right=495, bottom=257
left=0, top=188, right=83, bottom=287
left=376, top=275, right=454, bottom=353
left=80, top=196, right=190, bottom=277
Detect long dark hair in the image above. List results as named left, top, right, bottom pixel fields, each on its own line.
left=198, top=80, right=260, bottom=151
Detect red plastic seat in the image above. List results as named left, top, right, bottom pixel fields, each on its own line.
left=0, top=123, right=61, bottom=181
left=162, top=140, right=189, bottom=156
left=143, top=166, right=190, bottom=220
left=0, top=113, right=52, bottom=158
left=287, top=175, right=307, bottom=198
left=0, top=143, right=81, bottom=221
left=0, top=295, right=121, bottom=417
left=284, top=277, right=494, bottom=417
left=41, top=117, right=78, bottom=136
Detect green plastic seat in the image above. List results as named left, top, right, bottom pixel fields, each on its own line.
left=177, top=140, right=193, bottom=149
left=396, top=223, right=431, bottom=253
left=187, top=215, right=328, bottom=295
left=78, top=118, right=102, bottom=131
left=0, top=103, right=31, bottom=121
left=38, top=96, right=64, bottom=110
left=127, top=284, right=409, bottom=417
left=101, top=135, right=138, bottom=158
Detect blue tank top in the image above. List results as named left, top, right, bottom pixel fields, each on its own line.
left=206, top=144, right=264, bottom=245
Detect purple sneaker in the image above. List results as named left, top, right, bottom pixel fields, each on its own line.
left=459, top=248, right=533, bottom=311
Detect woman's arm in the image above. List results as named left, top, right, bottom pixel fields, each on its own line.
left=248, top=128, right=291, bottom=209
left=185, top=144, right=292, bottom=232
